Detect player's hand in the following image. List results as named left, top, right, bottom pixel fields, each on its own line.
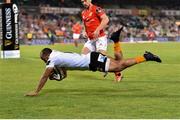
left=25, top=91, right=38, bottom=97
left=82, top=31, right=88, bottom=38
left=93, top=29, right=100, bottom=39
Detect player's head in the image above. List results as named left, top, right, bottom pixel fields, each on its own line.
left=40, top=48, right=52, bottom=62
left=81, top=0, right=92, bottom=8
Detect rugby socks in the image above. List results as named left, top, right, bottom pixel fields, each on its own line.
left=114, top=42, right=123, bottom=82
left=112, top=28, right=123, bottom=82
left=135, top=56, right=146, bottom=63
left=114, top=42, right=122, bottom=52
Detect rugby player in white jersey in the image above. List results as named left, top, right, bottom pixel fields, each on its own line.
left=25, top=30, right=162, bottom=96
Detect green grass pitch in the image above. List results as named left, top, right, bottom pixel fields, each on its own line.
left=1, top=42, right=180, bottom=119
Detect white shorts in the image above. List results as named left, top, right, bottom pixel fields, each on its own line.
left=73, top=33, right=80, bottom=40
left=84, top=36, right=108, bottom=52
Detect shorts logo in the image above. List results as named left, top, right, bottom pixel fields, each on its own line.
left=99, top=43, right=103, bottom=47
left=97, top=54, right=106, bottom=63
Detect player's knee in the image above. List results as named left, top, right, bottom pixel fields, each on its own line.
left=120, top=60, right=129, bottom=68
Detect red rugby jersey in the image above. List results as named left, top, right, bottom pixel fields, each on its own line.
left=81, top=4, right=106, bottom=40
left=72, top=23, right=82, bottom=34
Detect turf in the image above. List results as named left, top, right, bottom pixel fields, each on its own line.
left=0, top=42, right=180, bottom=119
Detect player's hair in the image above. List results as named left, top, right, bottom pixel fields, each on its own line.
left=41, top=48, right=52, bottom=56
left=87, top=0, right=92, bottom=2
left=85, top=0, right=92, bottom=2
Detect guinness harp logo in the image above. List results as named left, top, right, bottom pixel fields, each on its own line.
left=5, top=40, right=12, bottom=46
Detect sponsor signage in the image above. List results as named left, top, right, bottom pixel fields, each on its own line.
left=0, top=3, right=20, bottom=58
left=161, top=10, right=180, bottom=16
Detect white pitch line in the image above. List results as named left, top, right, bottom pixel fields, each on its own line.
left=21, top=58, right=40, bottom=61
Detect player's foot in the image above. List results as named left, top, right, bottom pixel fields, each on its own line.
left=110, top=27, right=123, bottom=43
left=144, top=51, right=162, bottom=63
left=114, top=72, right=123, bottom=82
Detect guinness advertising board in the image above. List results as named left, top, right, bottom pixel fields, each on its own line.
left=0, top=3, right=20, bottom=58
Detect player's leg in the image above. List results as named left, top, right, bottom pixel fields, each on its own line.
left=73, top=33, right=80, bottom=47
left=81, top=40, right=95, bottom=55
left=95, top=36, right=108, bottom=76
left=110, top=27, right=124, bottom=82
left=73, top=38, right=79, bottom=47
left=96, top=36, right=108, bottom=55
left=111, top=27, right=124, bottom=60
left=108, top=51, right=162, bottom=72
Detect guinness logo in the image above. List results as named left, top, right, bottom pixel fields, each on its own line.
left=4, top=39, right=12, bottom=46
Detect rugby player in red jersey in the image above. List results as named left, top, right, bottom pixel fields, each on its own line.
left=81, top=0, right=123, bottom=82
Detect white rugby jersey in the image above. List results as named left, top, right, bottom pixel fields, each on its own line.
left=46, top=50, right=90, bottom=69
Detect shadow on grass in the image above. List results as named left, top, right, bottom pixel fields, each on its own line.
left=42, top=88, right=180, bottom=98
left=70, top=73, right=107, bottom=81
left=43, top=88, right=144, bottom=97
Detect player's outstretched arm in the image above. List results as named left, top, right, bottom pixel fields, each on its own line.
left=25, top=67, right=53, bottom=96
left=93, top=14, right=109, bottom=38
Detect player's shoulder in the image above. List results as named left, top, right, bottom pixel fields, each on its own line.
left=91, top=4, right=104, bottom=13
left=91, top=4, right=99, bottom=11
left=92, top=4, right=102, bottom=9
left=49, top=50, right=60, bottom=59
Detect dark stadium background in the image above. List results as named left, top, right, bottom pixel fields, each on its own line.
left=1, top=0, right=179, bottom=45
left=1, top=0, right=180, bottom=8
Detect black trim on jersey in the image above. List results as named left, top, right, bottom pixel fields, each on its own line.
left=46, top=60, right=50, bottom=65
